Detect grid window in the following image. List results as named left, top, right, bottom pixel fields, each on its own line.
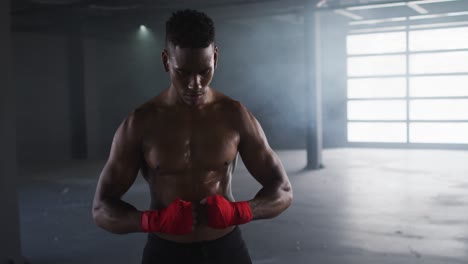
left=347, top=28, right=468, bottom=145
left=347, top=32, right=406, bottom=55
left=409, top=27, right=468, bottom=51
left=410, top=51, right=468, bottom=74
left=348, top=78, right=406, bottom=99
left=348, top=122, right=407, bottom=143
left=348, top=100, right=407, bottom=120
left=410, top=123, right=468, bottom=144
left=410, top=99, right=468, bottom=120
left=348, top=55, right=406, bottom=77
left=410, top=76, right=468, bottom=97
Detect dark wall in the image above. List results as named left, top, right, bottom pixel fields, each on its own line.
left=13, top=10, right=349, bottom=163
left=213, top=16, right=307, bottom=149
left=13, top=33, right=72, bottom=165
left=86, top=14, right=309, bottom=157
left=84, top=31, right=168, bottom=157
left=12, top=28, right=168, bottom=161
left=0, top=0, right=22, bottom=261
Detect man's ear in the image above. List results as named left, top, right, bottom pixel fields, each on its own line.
left=162, top=49, right=169, bottom=72
left=214, top=46, right=218, bottom=70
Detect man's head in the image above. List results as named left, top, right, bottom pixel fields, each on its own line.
left=162, top=9, right=218, bottom=107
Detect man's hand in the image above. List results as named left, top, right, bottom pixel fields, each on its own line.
left=141, top=197, right=193, bottom=235
left=200, top=194, right=253, bottom=229
left=193, top=201, right=208, bottom=227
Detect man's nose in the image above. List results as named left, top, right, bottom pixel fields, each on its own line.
left=188, top=75, right=202, bottom=91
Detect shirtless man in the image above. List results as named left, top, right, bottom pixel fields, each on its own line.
left=92, top=9, right=293, bottom=264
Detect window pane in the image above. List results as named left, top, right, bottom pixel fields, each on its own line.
left=348, top=55, right=406, bottom=77
left=410, top=122, right=468, bottom=144
left=347, top=32, right=406, bottom=55
left=410, top=27, right=468, bottom=51
left=348, top=100, right=407, bottom=120
left=410, top=75, right=468, bottom=97
left=410, top=99, right=468, bottom=120
left=348, top=122, right=407, bottom=143
left=348, top=78, right=406, bottom=98
left=410, top=51, right=468, bottom=74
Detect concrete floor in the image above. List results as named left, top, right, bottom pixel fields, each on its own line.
left=18, top=148, right=468, bottom=264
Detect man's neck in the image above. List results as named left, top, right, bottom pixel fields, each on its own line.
left=166, top=85, right=215, bottom=109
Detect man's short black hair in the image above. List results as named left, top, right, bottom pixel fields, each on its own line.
left=165, top=9, right=215, bottom=49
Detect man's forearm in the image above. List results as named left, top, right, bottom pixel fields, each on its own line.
left=248, top=184, right=293, bottom=220
left=92, top=199, right=143, bottom=234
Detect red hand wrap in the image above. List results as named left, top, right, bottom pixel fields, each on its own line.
left=206, top=194, right=253, bottom=229
left=141, top=197, right=193, bottom=235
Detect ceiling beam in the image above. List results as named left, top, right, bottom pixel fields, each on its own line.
left=334, top=9, right=363, bottom=20
left=314, top=0, right=458, bottom=11
left=407, top=2, right=429, bottom=14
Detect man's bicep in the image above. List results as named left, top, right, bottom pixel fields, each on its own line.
left=95, top=116, right=142, bottom=200
left=238, top=109, right=283, bottom=185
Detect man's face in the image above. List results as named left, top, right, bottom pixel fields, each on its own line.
left=163, top=43, right=218, bottom=107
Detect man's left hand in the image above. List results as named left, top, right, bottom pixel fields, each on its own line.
left=200, top=194, right=253, bottom=229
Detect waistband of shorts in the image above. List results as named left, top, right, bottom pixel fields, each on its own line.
left=148, top=226, right=241, bottom=247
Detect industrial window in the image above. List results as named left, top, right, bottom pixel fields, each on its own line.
left=347, top=26, right=468, bottom=144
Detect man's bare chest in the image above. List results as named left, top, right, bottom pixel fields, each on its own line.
left=142, top=112, right=240, bottom=172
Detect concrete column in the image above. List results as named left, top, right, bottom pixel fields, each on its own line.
left=0, top=1, right=23, bottom=262
left=305, top=5, right=324, bottom=170
left=68, top=22, right=88, bottom=159
left=84, top=38, right=101, bottom=159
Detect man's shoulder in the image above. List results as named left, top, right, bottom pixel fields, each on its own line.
left=211, top=92, right=257, bottom=131
left=123, top=96, right=163, bottom=129
left=212, top=91, right=249, bottom=116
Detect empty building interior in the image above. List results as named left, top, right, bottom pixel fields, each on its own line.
left=1, top=0, right=468, bottom=263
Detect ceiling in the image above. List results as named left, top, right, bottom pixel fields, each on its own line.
left=11, top=0, right=468, bottom=35
left=11, top=0, right=309, bottom=34
left=327, top=0, right=468, bottom=31
left=14, top=0, right=435, bottom=20
left=11, top=0, right=307, bottom=16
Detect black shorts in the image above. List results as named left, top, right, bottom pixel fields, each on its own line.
left=142, top=226, right=252, bottom=264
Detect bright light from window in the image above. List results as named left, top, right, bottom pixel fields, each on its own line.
left=410, top=99, right=468, bottom=120
left=410, top=76, right=468, bottom=97
left=348, top=122, right=407, bottom=142
left=347, top=32, right=406, bottom=55
left=346, top=27, right=468, bottom=145
left=410, top=51, right=468, bottom=74
left=348, top=100, right=407, bottom=120
left=410, top=27, right=468, bottom=51
left=348, top=55, right=406, bottom=76
left=348, top=78, right=406, bottom=98
left=410, top=123, right=468, bottom=144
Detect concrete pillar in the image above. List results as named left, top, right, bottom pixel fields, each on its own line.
left=68, top=22, right=88, bottom=159
left=84, top=38, right=101, bottom=160
left=305, top=5, right=324, bottom=170
left=0, top=1, right=23, bottom=262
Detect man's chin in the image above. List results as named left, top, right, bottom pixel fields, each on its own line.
left=183, top=95, right=204, bottom=106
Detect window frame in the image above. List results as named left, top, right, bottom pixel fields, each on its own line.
left=346, top=25, right=468, bottom=147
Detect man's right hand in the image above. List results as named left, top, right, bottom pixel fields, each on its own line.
left=141, top=197, right=193, bottom=235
